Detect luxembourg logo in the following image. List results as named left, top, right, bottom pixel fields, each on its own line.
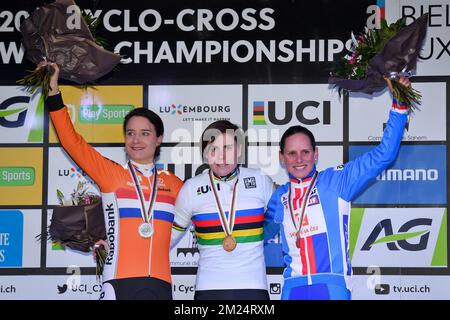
left=57, top=167, right=88, bottom=180
left=170, top=104, right=183, bottom=115
left=71, top=167, right=85, bottom=179
left=70, top=167, right=83, bottom=179
left=159, top=104, right=231, bottom=115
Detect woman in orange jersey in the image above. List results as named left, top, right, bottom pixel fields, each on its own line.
left=41, top=61, right=183, bottom=300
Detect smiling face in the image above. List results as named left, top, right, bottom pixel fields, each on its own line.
left=205, top=132, right=240, bottom=177
left=124, top=116, right=163, bottom=164
left=279, top=132, right=318, bottom=180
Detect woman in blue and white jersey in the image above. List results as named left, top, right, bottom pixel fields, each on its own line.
left=265, top=77, right=411, bottom=300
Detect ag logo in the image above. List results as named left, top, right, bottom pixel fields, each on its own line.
left=361, top=218, right=432, bottom=251
left=0, top=96, right=29, bottom=128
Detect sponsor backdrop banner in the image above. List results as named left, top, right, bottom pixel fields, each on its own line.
left=352, top=275, right=450, bottom=300
left=350, top=208, right=447, bottom=267
left=248, top=84, right=343, bottom=142
left=0, top=148, right=43, bottom=205
left=0, top=0, right=449, bottom=300
left=0, top=86, right=43, bottom=143
left=351, top=145, right=446, bottom=205
left=349, top=82, right=447, bottom=142
left=49, top=86, right=142, bottom=143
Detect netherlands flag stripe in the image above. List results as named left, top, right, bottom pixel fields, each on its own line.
left=154, top=210, right=175, bottom=223
left=157, top=194, right=176, bottom=205
left=119, top=208, right=174, bottom=222
left=116, top=188, right=138, bottom=199
left=116, top=189, right=175, bottom=205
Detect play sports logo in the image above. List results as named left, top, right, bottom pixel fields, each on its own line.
left=0, top=167, right=35, bottom=186
left=78, top=104, right=133, bottom=123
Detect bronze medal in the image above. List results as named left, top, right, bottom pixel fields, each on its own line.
left=223, top=235, right=237, bottom=252
left=289, top=172, right=318, bottom=249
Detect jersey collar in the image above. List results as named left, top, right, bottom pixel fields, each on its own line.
left=212, top=165, right=240, bottom=182
left=289, top=166, right=317, bottom=184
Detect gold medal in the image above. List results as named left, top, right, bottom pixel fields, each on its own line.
left=208, top=169, right=240, bottom=252
left=223, top=235, right=237, bottom=252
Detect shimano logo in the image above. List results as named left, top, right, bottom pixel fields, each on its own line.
left=377, top=169, right=438, bottom=181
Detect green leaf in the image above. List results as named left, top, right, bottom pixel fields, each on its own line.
left=371, top=230, right=429, bottom=246
left=56, top=189, right=66, bottom=205
left=0, top=108, right=26, bottom=117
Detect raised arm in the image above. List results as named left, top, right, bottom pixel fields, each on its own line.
left=324, top=76, right=411, bottom=201
left=43, top=62, right=122, bottom=192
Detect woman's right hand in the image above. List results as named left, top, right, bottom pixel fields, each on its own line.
left=37, top=59, right=60, bottom=96
left=93, top=239, right=109, bottom=259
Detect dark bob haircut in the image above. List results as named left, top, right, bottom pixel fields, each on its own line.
left=123, top=108, right=164, bottom=158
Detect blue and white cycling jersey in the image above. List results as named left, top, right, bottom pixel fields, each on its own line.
left=265, top=104, right=408, bottom=298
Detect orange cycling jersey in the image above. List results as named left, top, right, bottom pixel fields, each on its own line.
left=50, top=107, right=183, bottom=284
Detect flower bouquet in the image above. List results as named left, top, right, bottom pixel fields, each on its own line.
left=47, top=181, right=107, bottom=278
left=329, top=14, right=429, bottom=112
left=17, top=0, right=121, bottom=98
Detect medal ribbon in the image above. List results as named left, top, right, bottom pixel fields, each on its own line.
left=128, top=161, right=158, bottom=225
left=208, top=169, right=239, bottom=237
left=288, top=171, right=318, bottom=237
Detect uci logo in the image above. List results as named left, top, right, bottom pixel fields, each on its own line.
left=257, top=100, right=331, bottom=126
left=0, top=96, right=30, bottom=128
left=196, top=183, right=221, bottom=195
left=361, top=218, right=432, bottom=251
